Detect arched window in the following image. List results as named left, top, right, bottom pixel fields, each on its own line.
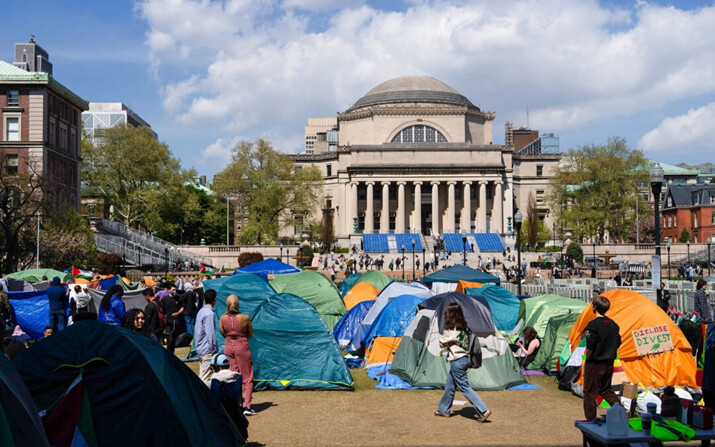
left=391, top=125, right=447, bottom=143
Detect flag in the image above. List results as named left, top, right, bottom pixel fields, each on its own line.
left=42, top=375, right=99, bottom=447
left=72, top=266, right=94, bottom=281
left=200, top=264, right=215, bottom=275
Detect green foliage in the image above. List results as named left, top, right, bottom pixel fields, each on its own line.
left=547, top=137, right=649, bottom=243
left=238, top=252, right=264, bottom=268
left=39, top=204, right=96, bottom=270
left=566, top=242, right=584, bottom=263
left=518, top=217, right=552, bottom=249
left=212, top=139, right=323, bottom=245
left=679, top=228, right=691, bottom=243
left=298, top=245, right=314, bottom=267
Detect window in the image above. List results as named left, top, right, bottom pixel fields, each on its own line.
left=391, top=125, right=447, bottom=143
left=294, top=216, right=304, bottom=235
left=59, top=124, right=67, bottom=150
left=667, top=216, right=671, bottom=228
left=7, top=90, right=19, bottom=106
left=326, top=164, right=332, bottom=176
left=711, top=211, right=715, bottom=225
left=674, top=215, right=677, bottom=227
left=694, top=214, right=698, bottom=228
left=536, top=190, right=545, bottom=205
left=536, top=165, right=543, bottom=177
left=49, top=119, right=55, bottom=145
left=5, top=118, right=19, bottom=141
left=326, top=199, right=332, bottom=209
left=5, top=155, right=18, bottom=175
left=667, top=196, right=673, bottom=207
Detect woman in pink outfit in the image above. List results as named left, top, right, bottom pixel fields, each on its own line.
left=219, top=294, right=255, bottom=415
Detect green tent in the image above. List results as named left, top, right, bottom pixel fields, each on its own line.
left=351, top=270, right=393, bottom=293
left=6, top=268, right=71, bottom=283
left=203, top=274, right=353, bottom=391
left=391, top=308, right=525, bottom=390
left=528, top=312, right=581, bottom=371
left=12, top=321, right=245, bottom=446
left=270, top=270, right=345, bottom=330
left=513, top=294, right=587, bottom=340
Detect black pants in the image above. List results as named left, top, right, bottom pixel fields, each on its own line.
left=164, top=319, right=178, bottom=354
left=583, top=361, right=618, bottom=420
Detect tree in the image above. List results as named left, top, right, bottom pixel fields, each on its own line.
left=547, top=137, right=649, bottom=243
left=518, top=217, right=552, bottom=250
left=679, top=228, right=691, bottom=243
left=238, top=252, right=263, bottom=268
left=526, top=192, right=539, bottom=248
left=39, top=205, right=97, bottom=270
left=82, top=125, right=193, bottom=230
left=212, top=139, right=323, bottom=245
left=626, top=216, right=655, bottom=243
left=566, top=242, right=584, bottom=263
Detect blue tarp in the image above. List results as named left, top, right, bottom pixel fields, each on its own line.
left=100, top=275, right=118, bottom=290
left=367, top=363, right=435, bottom=389
left=232, top=258, right=300, bottom=281
left=333, top=300, right=374, bottom=347
left=465, top=285, right=520, bottom=332
left=8, top=292, right=52, bottom=339
left=362, top=294, right=424, bottom=344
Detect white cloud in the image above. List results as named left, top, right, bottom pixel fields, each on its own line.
left=197, top=137, right=241, bottom=173
left=638, top=103, right=715, bottom=155
left=136, top=0, right=715, bottom=161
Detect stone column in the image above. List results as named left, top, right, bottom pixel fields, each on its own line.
left=447, top=181, right=456, bottom=232
left=431, top=181, right=440, bottom=236
left=365, top=182, right=374, bottom=233
left=463, top=181, right=472, bottom=233
left=381, top=182, right=391, bottom=233
left=493, top=181, right=503, bottom=233
left=478, top=181, right=488, bottom=232
left=413, top=182, right=422, bottom=234
left=396, top=181, right=406, bottom=233
left=351, top=182, right=358, bottom=233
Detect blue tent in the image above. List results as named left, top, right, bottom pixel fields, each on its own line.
left=8, top=291, right=51, bottom=339
left=362, top=294, right=424, bottom=343
left=232, top=258, right=300, bottom=281
left=203, top=274, right=353, bottom=390
left=333, top=300, right=374, bottom=347
left=464, top=285, right=520, bottom=332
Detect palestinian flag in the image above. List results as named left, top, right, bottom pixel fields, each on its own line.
left=200, top=264, right=215, bottom=275
left=72, top=266, right=94, bottom=281
left=42, top=375, right=99, bottom=447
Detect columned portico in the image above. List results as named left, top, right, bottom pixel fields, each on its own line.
left=365, top=182, right=375, bottom=233
left=463, top=181, right=472, bottom=232
left=381, top=182, right=390, bottom=233
left=350, top=182, right=358, bottom=231
left=477, top=181, right=487, bottom=232
left=396, top=181, right=406, bottom=232
left=493, top=181, right=503, bottom=233
left=413, top=182, right=422, bottom=234
left=447, top=181, right=456, bottom=232
left=431, top=181, right=440, bottom=236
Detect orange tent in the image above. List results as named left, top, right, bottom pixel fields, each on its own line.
left=456, top=280, right=483, bottom=293
left=567, top=289, right=696, bottom=388
left=343, top=282, right=379, bottom=311
left=364, top=336, right=402, bottom=366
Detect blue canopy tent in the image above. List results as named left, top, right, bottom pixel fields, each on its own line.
left=422, top=265, right=500, bottom=285
left=232, top=258, right=300, bottom=281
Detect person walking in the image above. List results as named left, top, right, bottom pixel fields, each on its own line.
left=434, top=303, right=491, bottom=422
left=694, top=279, right=712, bottom=323
left=46, top=277, right=68, bottom=332
left=194, top=289, right=218, bottom=382
left=220, top=294, right=255, bottom=416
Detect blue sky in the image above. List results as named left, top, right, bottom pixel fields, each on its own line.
left=3, top=0, right=715, bottom=177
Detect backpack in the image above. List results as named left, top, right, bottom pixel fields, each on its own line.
left=466, top=330, right=483, bottom=369
left=152, top=300, right=167, bottom=331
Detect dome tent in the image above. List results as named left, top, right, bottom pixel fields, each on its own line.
left=343, top=282, right=380, bottom=311
left=12, top=321, right=244, bottom=447
left=232, top=258, right=300, bottom=281
left=269, top=270, right=345, bottom=330
left=350, top=270, right=393, bottom=294
left=334, top=300, right=374, bottom=347
left=0, top=355, right=49, bottom=447
left=361, top=294, right=425, bottom=367
left=464, top=285, right=520, bottom=332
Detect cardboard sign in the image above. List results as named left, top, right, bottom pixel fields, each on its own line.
left=632, top=325, right=674, bottom=356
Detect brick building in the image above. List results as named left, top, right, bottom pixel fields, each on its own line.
left=661, top=183, right=715, bottom=244
left=0, top=39, right=87, bottom=210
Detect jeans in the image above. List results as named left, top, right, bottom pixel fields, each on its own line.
left=49, top=309, right=66, bottom=332
left=438, top=356, right=488, bottom=416
left=184, top=315, right=196, bottom=336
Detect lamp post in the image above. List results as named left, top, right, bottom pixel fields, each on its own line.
left=514, top=210, right=523, bottom=297
left=650, top=162, right=664, bottom=309
left=592, top=241, right=596, bottom=278
left=708, top=236, right=712, bottom=275
left=461, top=229, right=467, bottom=267
left=687, top=241, right=691, bottom=266
left=422, top=247, right=426, bottom=277
left=666, top=237, right=671, bottom=280
left=411, top=239, right=416, bottom=280
left=164, top=247, right=169, bottom=279
left=401, top=244, right=405, bottom=280
left=279, top=242, right=283, bottom=263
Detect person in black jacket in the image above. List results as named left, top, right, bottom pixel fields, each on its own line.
left=143, top=288, right=163, bottom=342
left=582, top=295, right=621, bottom=420
left=162, top=286, right=184, bottom=354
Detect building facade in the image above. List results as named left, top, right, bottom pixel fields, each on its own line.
left=0, top=40, right=87, bottom=210
left=662, top=183, right=715, bottom=244
left=82, top=102, right=157, bottom=144
left=290, top=76, right=560, bottom=246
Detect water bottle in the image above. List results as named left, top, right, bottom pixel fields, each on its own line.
left=606, top=403, right=629, bottom=435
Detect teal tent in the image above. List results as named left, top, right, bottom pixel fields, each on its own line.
left=204, top=275, right=353, bottom=390
left=269, top=270, right=345, bottom=330
left=422, top=265, right=500, bottom=285
left=12, top=321, right=245, bottom=446
left=464, top=285, right=520, bottom=332
left=340, top=273, right=361, bottom=297
left=0, top=355, right=49, bottom=447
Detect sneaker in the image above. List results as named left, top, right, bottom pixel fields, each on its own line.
left=434, top=410, right=450, bottom=417
left=243, top=408, right=257, bottom=416
left=476, top=410, right=492, bottom=423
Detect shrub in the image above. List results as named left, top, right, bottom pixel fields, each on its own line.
left=566, top=242, right=584, bottom=263
left=95, top=253, right=122, bottom=275
left=238, top=252, right=264, bottom=268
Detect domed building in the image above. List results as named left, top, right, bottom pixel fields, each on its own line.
left=291, top=76, right=560, bottom=253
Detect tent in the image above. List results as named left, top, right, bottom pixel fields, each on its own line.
left=6, top=268, right=71, bottom=284
left=566, top=289, right=697, bottom=388
left=8, top=291, right=52, bottom=339
left=422, top=265, right=500, bottom=294
left=204, top=274, right=353, bottom=390
left=350, top=270, right=393, bottom=293
left=0, top=355, right=49, bottom=447
left=391, top=292, right=525, bottom=391
left=362, top=294, right=425, bottom=366
left=0, top=277, right=34, bottom=292
left=340, top=273, right=361, bottom=297
left=514, top=294, right=587, bottom=339
left=12, top=321, right=245, bottom=446
left=456, top=280, right=483, bottom=293
left=269, top=270, right=345, bottom=330
left=529, top=312, right=581, bottom=371
left=232, top=258, right=300, bottom=280
left=464, top=285, right=520, bottom=332
left=361, top=281, right=432, bottom=327
left=343, top=282, right=379, bottom=311
left=333, top=300, right=374, bottom=347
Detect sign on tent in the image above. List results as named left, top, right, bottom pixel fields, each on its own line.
left=632, top=325, right=674, bottom=356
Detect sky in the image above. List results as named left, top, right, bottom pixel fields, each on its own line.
left=3, top=0, right=715, bottom=177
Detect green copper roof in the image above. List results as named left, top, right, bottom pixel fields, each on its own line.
left=0, top=60, right=88, bottom=109
left=648, top=159, right=699, bottom=176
